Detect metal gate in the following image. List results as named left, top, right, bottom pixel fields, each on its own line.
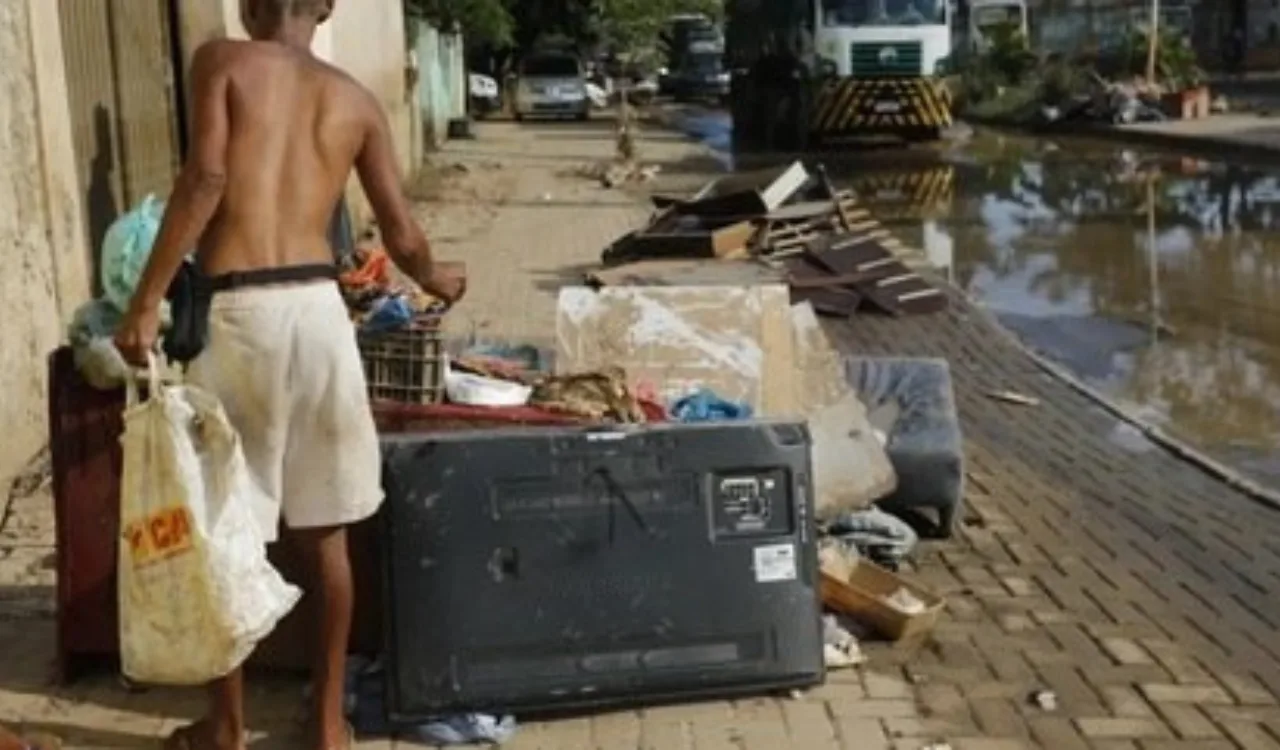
left=58, top=0, right=183, bottom=272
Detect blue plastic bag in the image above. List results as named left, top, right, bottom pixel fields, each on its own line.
left=671, top=388, right=753, bottom=423
left=101, top=195, right=165, bottom=314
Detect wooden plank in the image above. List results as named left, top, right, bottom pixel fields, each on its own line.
left=791, top=287, right=861, bottom=317
left=585, top=259, right=784, bottom=288
left=788, top=271, right=880, bottom=289
left=605, top=220, right=758, bottom=264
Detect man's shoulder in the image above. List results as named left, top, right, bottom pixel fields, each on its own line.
left=191, top=38, right=252, bottom=67
left=312, top=62, right=380, bottom=112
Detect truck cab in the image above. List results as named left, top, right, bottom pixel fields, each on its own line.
left=814, top=0, right=953, bottom=78
left=725, top=0, right=955, bottom=152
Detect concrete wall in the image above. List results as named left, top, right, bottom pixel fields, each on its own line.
left=414, top=21, right=468, bottom=150
left=175, top=1, right=414, bottom=227
left=0, top=0, right=92, bottom=485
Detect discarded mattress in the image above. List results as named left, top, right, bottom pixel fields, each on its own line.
left=845, top=356, right=964, bottom=538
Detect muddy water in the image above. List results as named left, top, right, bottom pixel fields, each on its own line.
left=667, top=108, right=1280, bottom=487
left=839, top=131, right=1280, bottom=487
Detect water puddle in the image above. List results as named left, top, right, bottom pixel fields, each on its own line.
left=666, top=111, right=1280, bottom=487
left=847, top=131, right=1280, bottom=487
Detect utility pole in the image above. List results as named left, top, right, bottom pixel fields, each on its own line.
left=1146, top=0, right=1160, bottom=83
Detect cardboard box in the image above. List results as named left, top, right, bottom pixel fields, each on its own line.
left=820, top=561, right=943, bottom=643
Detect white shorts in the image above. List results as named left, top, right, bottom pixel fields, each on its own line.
left=186, top=281, right=383, bottom=542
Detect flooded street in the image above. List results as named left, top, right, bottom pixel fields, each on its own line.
left=672, top=109, right=1280, bottom=487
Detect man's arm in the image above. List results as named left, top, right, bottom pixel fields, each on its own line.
left=353, top=93, right=435, bottom=282
left=126, top=41, right=232, bottom=315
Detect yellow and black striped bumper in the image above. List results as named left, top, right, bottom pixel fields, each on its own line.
left=811, top=77, right=953, bottom=138
left=847, top=166, right=955, bottom=217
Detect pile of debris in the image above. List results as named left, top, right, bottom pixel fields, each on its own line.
left=593, top=161, right=948, bottom=319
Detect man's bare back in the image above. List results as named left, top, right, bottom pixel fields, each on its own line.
left=115, top=27, right=462, bottom=368
left=194, top=38, right=369, bottom=276
left=112, top=4, right=464, bottom=748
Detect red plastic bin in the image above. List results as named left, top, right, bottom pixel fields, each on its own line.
left=47, top=346, right=585, bottom=680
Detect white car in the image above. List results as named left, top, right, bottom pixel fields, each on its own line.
left=469, top=72, right=500, bottom=118
left=514, top=53, right=590, bottom=121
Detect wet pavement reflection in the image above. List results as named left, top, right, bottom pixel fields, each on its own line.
left=920, top=132, right=1280, bottom=488
left=669, top=109, right=1280, bottom=487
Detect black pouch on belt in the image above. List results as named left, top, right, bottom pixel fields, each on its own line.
left=161, top=197, right=353, bottom=366
left=162, top=261, right=341, bottom=365
left=163, top=258, right=213, bottom=366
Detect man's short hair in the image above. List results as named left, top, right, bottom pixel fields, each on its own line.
left=259, top=0, right=329, bottom=19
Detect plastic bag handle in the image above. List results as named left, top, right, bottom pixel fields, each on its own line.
left=124, top=352, right=163, bottom=408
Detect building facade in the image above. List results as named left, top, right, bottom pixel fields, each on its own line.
left=0, top=0, right=92, bottom=488
left=0, top=0, right=415, bottom=490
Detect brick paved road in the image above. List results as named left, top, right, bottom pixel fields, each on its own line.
left=832, top=289, right=1280, bottom=749
left=3, top=118, right=1280, bottom=748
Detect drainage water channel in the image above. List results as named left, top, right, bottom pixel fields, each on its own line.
left=672, top=109, right=1280, bottom=489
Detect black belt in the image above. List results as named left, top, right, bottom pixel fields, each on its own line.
left=208, top=263, right=338, bottom=293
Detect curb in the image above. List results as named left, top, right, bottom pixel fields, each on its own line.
left=956, top=289, right=1280, bottom=513
left=967, top=115, right=1280, bottom=166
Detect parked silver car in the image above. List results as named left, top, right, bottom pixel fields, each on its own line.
left=514, top=53, right=589, bottom=121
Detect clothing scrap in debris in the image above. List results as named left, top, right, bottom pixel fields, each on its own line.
left=459, top=341, right=551, bottom=379
left=670, top=388, right=753, bottom=423
left=530, top=367, right=654, bottom=422
left=339, top=246, right=446, bottom=332
left=341, top=656, right=518, bottom=746
left=822, top=506, right=918, bottom=570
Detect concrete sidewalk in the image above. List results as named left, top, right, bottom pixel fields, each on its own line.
left=4, top=116, right=1280, bottom=749
left=1029, top=113, right=1280, bottom=166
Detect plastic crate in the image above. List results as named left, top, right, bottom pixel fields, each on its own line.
left=357, top=324, right=445, bottom=404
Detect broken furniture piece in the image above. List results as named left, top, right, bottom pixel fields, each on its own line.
left=846, top=356, right=964, bottom=538
left=663, top=162, right=810, bottom=218
left=602, top=216, right=757, bottom=266
left=781, top=232, right=947, bottom=317
left=601, top=159, right=947, bottom=319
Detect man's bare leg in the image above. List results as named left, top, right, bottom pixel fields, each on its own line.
left=293, top=525, right=354, bottom=750
left=163, top=674, right=245, bottom=750
left=1, top=724, right=61, bottom=750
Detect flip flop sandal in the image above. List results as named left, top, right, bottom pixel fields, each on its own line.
left=163, top=721, right=245, bottom=750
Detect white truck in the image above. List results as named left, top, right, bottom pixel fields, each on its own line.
left=727, top=0, right=956, bottom=151
left=960, top=0, right=1029, bottom=52
left=809, top=0, right=956, bottom=142
left=814, top=0, right=954, bottom=79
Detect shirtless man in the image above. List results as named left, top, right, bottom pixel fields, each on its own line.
left=113, top=1, right=464, bottom=748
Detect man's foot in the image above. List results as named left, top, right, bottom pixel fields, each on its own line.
left=162, top=720, right=244, bottom=750
left=23, top=733, right=62, bottom=750
left=312, top=721, right=353, bottom=750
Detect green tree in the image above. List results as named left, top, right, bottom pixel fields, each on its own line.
left=406, top=0, right=724, bottom=69
left=598, top=0, right=722, bottom=58
left=405, top=0, right=515, bottom=45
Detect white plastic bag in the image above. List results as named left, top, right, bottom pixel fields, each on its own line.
left=443, top=357, right=532, bottom=406
left=118, top=356, right=301, bottom=685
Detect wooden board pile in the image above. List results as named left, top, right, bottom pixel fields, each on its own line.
left=597, top=161, right=946, bottom=318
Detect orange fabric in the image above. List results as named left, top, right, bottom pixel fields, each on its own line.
left=339, top=248, right=391, bottom=288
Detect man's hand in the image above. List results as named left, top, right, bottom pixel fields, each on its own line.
left=420, top=262, right=467, bottom=306
left=114, top=305, right=163, bottom=367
